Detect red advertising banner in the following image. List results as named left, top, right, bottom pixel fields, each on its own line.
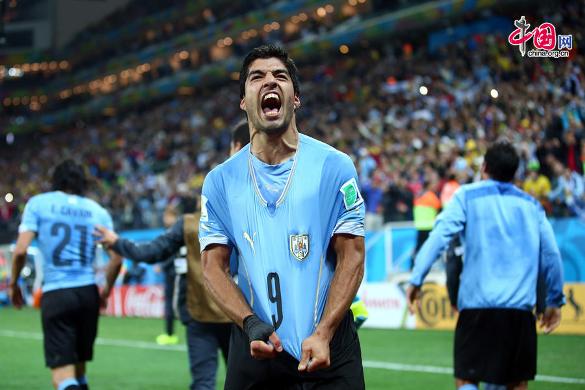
left=0, top=245, right=10, bottom=304
left=103, top=285, right=164, bottom=318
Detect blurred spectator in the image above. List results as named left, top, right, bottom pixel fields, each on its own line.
left=383, top=176, right=414, bottom=223
left=440, top=172, right=461, bottom=208
left=562, top=131, right=583, bottom=174
left=362, top=172, right=386, bottom=230
left=0, top=200, right=15, bottom=223
left=523, top=160, right=552, bottom=212
left=412, top=175, right=441, bottom=269
left=549, top=161, right=585, bottom=217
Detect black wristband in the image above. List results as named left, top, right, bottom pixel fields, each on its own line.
left=243, top=314, right=274, bottom=343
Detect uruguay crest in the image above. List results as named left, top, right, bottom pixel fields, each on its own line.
left=290, top=234, right=309, bottom=261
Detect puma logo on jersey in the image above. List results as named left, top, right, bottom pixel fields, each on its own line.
left=243, top=231, right=257, bottom=254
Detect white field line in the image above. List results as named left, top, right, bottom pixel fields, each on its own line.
left=1, top=329, right=584, bottom=385
left=0, top=329, right=187, bottom=351
left=361, top=360, right=585, bottom=385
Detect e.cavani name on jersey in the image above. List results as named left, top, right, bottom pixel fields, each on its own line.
left=199, top=134, right=365, bottom=361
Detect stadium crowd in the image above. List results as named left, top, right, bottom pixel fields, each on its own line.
left=1, top=3, right=584, bottom=240
left=1, top=0, right=409, bottom=121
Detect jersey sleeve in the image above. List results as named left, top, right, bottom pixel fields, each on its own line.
left=410, top=188, right=467, bottom=286
left=538, top=209, right=565, bottom=308
left=100, top=207, right=114, bottom=230
left=18, top=196, right=41, bottom=233
left=322, top=152, right=365, bottom=237
left=199, top=169, right=233, bottom=252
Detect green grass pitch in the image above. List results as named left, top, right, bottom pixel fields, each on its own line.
left=1, top=308, right=584, bottom=389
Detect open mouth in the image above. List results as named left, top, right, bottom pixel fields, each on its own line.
left=261, top=92, right=282, bottom=118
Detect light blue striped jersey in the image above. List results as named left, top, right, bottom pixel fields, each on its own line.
left=410, top=179, right=564, bottom=311
left=199, top=134, right=365, bottom=360
left=19, top=191, right=114, bottom=292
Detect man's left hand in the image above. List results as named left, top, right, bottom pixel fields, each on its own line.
left=406, top=284, right=422, bottom=315
left=298, top=332, right=331, bottom=373
left=539, top=307, right=562, bottom=334
left=99, top=287, right=111, bottom=309
left=9, top=283, right=25, bottom=309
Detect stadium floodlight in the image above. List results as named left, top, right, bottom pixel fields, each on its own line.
left=490, top=88, right=499, bottom=99
left=419, top=85, right=428, bottom=95
left=5, top=193, right=13, bottom=203
left=8, top=67, right=23, bottom=77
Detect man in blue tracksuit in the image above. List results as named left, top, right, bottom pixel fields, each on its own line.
left=407, top=141, right=564, bottom=390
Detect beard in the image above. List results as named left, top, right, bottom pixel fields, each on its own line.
left=249, top=107, right=293, bottom=136
left=260, top=122, right=288, bottom=135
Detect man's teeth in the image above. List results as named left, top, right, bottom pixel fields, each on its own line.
left=263, top=93, right=280, bottom=102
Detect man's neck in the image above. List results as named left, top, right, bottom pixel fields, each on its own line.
left=250, top=122, right=299, bottom=165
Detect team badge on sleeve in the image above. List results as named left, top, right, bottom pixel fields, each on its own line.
left=290, top=234, right=309, bottom=261
left=340, top=178, right=363, bottom=210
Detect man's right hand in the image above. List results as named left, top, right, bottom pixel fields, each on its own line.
left=539, top=307, right=562, bottom=334
left=243, top=314, right=283, bottom=359
left=94, top=225, right=119, bottom=248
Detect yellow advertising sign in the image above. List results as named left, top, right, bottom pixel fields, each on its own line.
left=414, top=283, right=585, bottom=335
left=414, top=283, right=458, bottom=330
left=556, top=284, right=585, bottom=334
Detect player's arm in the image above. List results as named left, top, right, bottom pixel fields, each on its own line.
left=299, top=233, right=365, bottom=372
left=95, top=217, right=184, bottom=264
left=202, top=244, right=251, bottom=325
left=407, top=190, right=466, bottom=313
left=198, top=172, right=252, bottom=324
left=202, top=244, right=283, bottom=359
left=100, top=249, right=123, bottom=308
left=9, top=231, right=35, bottom=308
left=10, top=198, right=39, bottom=308
left=537, top=211, right=565, bottom=334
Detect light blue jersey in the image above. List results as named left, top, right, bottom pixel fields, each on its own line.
left=19, top=191, right=114, bottom=293
left=199, top=134, right=365, bottom=360
left=410, top=180, right=565, bottom=311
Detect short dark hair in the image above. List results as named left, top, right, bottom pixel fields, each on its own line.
left=484, top=141, right=519, bottom=182
left=231, top=119, right=250, bottom=148
left=51, top=159, right=88, bottom=195
left=239, top=44, right=300, bottom=99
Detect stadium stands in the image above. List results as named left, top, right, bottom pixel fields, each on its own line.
left=0, top=0, right=584, bottom=244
